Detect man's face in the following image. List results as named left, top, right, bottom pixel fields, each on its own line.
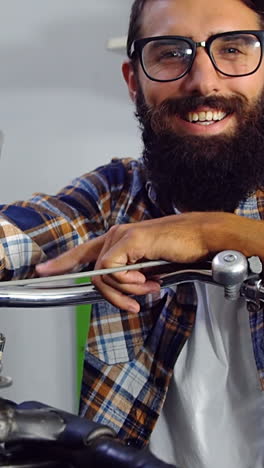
left=122, top=0, right=264, bottom=212
left=131, top=0, right=264, bottom=137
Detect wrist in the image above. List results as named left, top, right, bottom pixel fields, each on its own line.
left=202, top=213, right=245, bottom=255
left=202, top=212, right=264, bottom=259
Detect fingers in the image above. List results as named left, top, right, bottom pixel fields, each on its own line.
left=35, top=222, right=165, bottom=312
left=101, top=269, right=147, bottom=284
left=90, top=225, right=162, bottom=311
left=95, top=278, right=141, bottom=313
left=94, top=225, right=146, bottom=269
left=92, top=275, right=160, bottom=313
left=36, top=236, right=105, bottom=276
left=97, top=272, right=160, bottom=294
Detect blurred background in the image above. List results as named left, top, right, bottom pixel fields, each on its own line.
left=0, top=0, right=139, bottom=413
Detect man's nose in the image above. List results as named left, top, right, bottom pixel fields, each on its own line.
left=182, top=48, right=222, bottom=96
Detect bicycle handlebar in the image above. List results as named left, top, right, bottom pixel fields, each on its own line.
left=0, top=250, right=262, bottom=308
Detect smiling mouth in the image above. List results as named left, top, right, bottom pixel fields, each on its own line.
left=184, top=110, right=229, bottom=125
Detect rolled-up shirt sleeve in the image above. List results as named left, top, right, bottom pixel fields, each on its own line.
left=0, top=171, right=112, bottom=280
left=0, top=158, right=139, bottom=281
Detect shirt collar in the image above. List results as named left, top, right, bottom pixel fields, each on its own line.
left=146, top=174, right=259, bottom=219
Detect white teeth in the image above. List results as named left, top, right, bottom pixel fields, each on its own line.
left=213, top=111, right=219, bottom=121
left=218, top=111, right=226, bottom=121
left=187, top=110, right=227, bottom=123
left=206, top=111, right=213, bottom=121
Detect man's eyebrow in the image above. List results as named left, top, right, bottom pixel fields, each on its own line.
left=159, top=31, right=224, bottom=41
left=148, top=37, right=185, bottom=47
left=219, top=34, right=246, bottom=42
left=186, top=31, right=232, bottom=40
left=217, top=33, right=256, bottom=43
left=147, top=31, right=241, bottom=43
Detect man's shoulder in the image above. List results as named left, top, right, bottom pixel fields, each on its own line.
left=235, top=190, right=264, bottom=221
left=78, top=157, right=146, bottom=191
left=98, top=157, right=145, bottom=175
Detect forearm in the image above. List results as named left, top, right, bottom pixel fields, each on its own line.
left=37, top=211, right=264, bottom=312
left=200, top=212, right=264, bottom=260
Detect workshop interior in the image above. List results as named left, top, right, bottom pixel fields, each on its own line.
left=0, top=1, right=263, bottom=467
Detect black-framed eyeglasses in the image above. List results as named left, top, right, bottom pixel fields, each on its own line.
left=129, top=30, right=264, bottom=82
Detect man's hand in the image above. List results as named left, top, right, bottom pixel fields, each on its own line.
left=36, top=212, right=264, bottom=312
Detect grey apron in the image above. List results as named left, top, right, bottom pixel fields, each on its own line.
left=150, top=282, right=264, bottom=468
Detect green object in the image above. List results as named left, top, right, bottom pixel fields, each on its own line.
left=75, top=277, right=91, bottom=403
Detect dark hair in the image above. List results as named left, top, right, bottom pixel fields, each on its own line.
left=127, top=0, right=264, bottom=58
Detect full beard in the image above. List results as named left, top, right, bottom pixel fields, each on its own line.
left=136, top=89, right=264, bottom=213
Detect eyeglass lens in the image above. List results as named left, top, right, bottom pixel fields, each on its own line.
left=141, top=33, right=261, bottom=81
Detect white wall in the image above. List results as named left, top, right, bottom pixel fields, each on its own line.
left=0, top=0, right=140, bottom=412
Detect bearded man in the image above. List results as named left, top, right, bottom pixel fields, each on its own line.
left=1, top=0, right=264, bottom=467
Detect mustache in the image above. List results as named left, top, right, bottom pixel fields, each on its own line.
left=136, top=94, right=249, bottom=133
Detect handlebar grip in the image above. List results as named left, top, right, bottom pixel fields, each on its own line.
left=5, top=438, right=178, bottom=468
left=4, top=400, right=177, bottom=468
left=16, top=400, right=116, bottom=447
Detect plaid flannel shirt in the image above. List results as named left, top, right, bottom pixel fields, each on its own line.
left=0, top=157, right=263, bottom=448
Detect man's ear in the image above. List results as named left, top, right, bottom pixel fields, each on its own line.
left=122, top=61, right=138, bottom=103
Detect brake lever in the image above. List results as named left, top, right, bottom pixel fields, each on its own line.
left=0, top=250, right=261, bottom=309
